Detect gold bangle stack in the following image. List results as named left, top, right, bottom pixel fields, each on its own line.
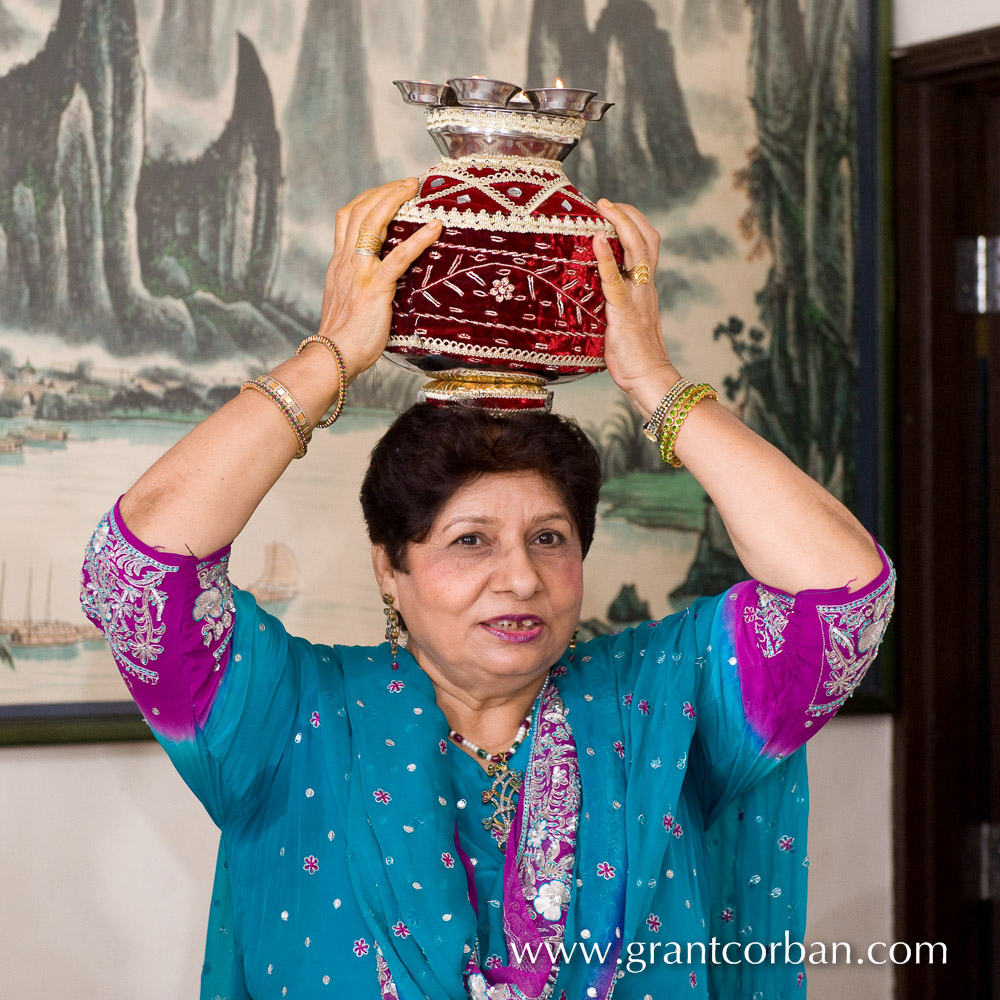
left=240, top=376, right=313, bottom=459
left=658, top=382, right=719, bottom=468
left=296, top=335, right=348, bottom=428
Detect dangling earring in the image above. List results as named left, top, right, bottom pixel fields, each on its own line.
left=382, top=593, right=400, bottom=670
left=569, top=626, right=579, bottom=659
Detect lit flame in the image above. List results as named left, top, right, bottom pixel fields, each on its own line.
left=555, top=78, right=564, bottom=88
left=470, top=74, right=485, bottom=79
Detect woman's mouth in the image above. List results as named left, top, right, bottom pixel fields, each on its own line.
left=481, top=615, right=544, bottom=643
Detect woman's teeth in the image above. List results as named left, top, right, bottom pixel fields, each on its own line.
left=494, top=619, right=538, bottom=630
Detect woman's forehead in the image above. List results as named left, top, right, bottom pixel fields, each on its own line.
left=434, top=470, right=571, bottom=521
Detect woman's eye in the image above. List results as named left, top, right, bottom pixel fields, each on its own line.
left=454, top=534, right=480, bottom=546
left=535, top=531, right=562, bottom=546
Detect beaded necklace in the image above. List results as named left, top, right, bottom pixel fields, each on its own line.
left=449, top=713, right=532, bottom=850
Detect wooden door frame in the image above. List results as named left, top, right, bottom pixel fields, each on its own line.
left=892, top=26, right=1000, bottom=1000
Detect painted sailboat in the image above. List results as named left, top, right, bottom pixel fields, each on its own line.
left=0, top=562, right=99, bottom=653
left=246, top=543, right=298, bottom=615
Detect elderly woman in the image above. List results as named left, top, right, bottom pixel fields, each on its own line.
left=81, top=179, right=892, bottom=1000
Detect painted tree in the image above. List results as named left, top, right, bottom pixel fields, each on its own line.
left=675, top=0, right=859, bottom=599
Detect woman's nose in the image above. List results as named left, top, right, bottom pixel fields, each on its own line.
left=490, top=542, right=543, bottom=599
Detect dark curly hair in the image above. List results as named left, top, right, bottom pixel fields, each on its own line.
left=360, top=403, right=602, bottom=572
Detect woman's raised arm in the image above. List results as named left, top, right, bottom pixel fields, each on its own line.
left=119, top=179, right=441, bottom=557
left=593, top=199, right=883, bottom=595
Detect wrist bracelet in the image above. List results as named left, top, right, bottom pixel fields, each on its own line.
left=297, top=335, right=348, bottom=428
left=642, top=378, right=694, bottom=442
left=658, top=382, right=718, bottom=468
left=240, top=376, right=312, bottom=459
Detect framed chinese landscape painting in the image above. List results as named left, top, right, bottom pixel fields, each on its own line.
left=0, top=0, right=891, bottom=743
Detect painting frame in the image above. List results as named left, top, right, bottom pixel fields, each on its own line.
left=0, top=0, right=895, bottom=742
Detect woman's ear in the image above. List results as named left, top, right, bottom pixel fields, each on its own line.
left=370, top=543, right=396, bottom=596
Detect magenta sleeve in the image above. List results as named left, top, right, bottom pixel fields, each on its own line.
left=728, top=545, right=896, bottom=757
left=79, top=500, right=235, bottom=741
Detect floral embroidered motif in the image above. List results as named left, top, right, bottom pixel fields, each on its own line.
left=638, top=699, right=650, bottom=715
left=778, top=835, right=795, bottom=853
left=662, top=813, right=674, bottom=833
left=485, top=954, right=504, bottom=970
left=310, top=711, right=321, bottom=728
left=613, top=740, right=625, bottom=758
left=353, top=938, right=370, bottom=957
left=682, top=701, right=696, bottom=720
left=302, top=855, right=319, bottom=874
left=386, top=680, right=404, bottom=693
left=622, top=692, right=633, bottom=708
left=744, top=585, right=795, bottom=658
left=533, top=879, right=571, bottom=920
left=490, top=276, right=515, bottom=302
left=689, top=971, right=698, bottom=987
left=441, top=852, right=455, bottom=869
left=373, top=789, right=391, bottom=804
left=721, top=907, right=734, bottom=922
left=391, top=921, right=409, bottom=938
left=80, top=511, right=179, bottom=686
left=596, top=861, right=616, bottom=880
left=809, top=569, right=896, bottom=716
left=439, top=738, right=448, bottom=754
left=194, top=555, right=235, bottom=670
left=646, top=913, right=662, bottom=932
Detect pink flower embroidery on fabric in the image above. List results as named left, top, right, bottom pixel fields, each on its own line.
left=373, top=788, right=392, bottom=804
left=797, top=972, right=805, bottom=987
left=441, top=852, right=455, bottom=868
left=638, top=699, right=651, bottom=715
left=689, top=971, right=698, bottom=988
left=682, top=701, right=696, bottom=720
left=387, top=679, right=404, bottom=693
left=646, top=913, right=662, bottom=932
left=596, top=861, right=616, bottom=880
left=353, top=938, right=369, bottom=957
left=778, top=835, right=795, bottom=852
left=302, top=855, right=319, bottom=874
left=439, top=739, right=448, bottom=755
left=721, top=907, right=734, bottom=922
left=391, top=920, right=410, bottom=938
left=622, top=693, right=633, bottom=707
left=551, top=664, right=567, bottom=677
left=672, top=823, right=684, bottom=839
left=309, top=711, right=321, bottom=728
left=613, top=740, right=625, bottom=758
left=738, top=809, right=745, bottom=821
left=485, top=954, right=504, bottom=970
left=662, top=813, right=674, bottom=833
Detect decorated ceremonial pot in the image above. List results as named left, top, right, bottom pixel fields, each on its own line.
left=382, top=77, right=623, bottom=411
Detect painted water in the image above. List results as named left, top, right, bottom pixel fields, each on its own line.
left=0, top=414, right=697, bottom=708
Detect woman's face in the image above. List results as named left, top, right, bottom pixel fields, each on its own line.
left=374, top=470, right=584, bottom=700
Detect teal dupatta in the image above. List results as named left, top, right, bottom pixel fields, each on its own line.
left=193, top=587, right=809, bottom=999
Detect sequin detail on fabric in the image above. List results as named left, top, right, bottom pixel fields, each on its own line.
left=193, top=554, right=235, bottom=670
left=744, top=586, right=795, bottom=658
left=810, top=568, right=896, bottom=716
left=80, top=511, right=177, bottom=685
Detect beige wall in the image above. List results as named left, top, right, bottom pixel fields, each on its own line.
left=894, top=0, right=1000, bottom=48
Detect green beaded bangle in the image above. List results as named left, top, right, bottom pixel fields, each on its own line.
left=658, top=382, right=718, bottom=467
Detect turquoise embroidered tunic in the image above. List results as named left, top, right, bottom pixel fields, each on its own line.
left=80, top=503, right=896, bottom=999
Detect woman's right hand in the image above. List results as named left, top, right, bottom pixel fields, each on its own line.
left=316, top=179, right=442, bottom=381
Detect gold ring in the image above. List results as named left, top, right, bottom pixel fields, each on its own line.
left=354, top=232, right=383, bottom=256
left=626, top=260, right=651, bottom=285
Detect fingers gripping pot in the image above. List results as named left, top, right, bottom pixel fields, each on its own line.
left=383, top=78, right=624, bottom=412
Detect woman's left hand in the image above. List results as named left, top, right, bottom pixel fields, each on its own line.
left=593, top=200, right=678, bottom=410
